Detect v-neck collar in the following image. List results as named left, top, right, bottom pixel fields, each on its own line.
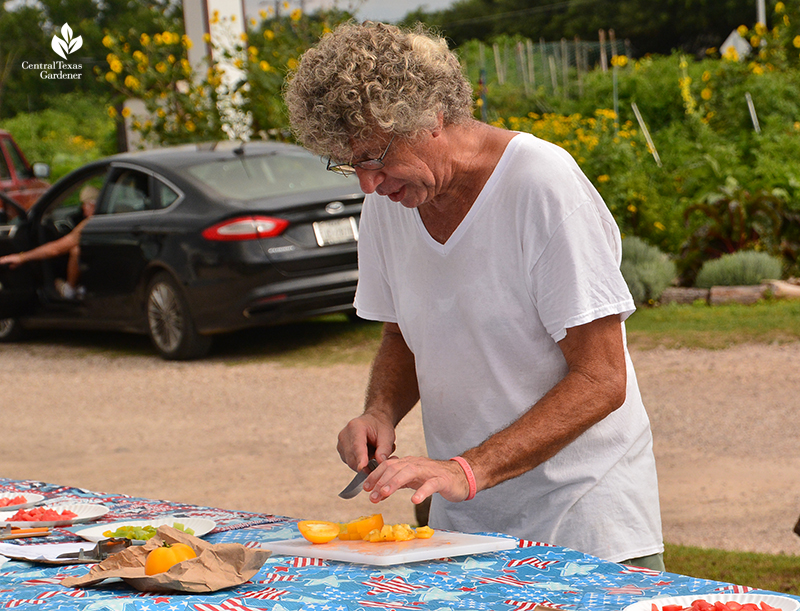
left=412, top=133, right=522, bottom=256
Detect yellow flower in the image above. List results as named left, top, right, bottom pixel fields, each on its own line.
left=203, top=33, right=212, bottom=43
left=751, top=63, right=765, bottom=74
left=259, top=60, right=271, bottom=71
left=140, top=33, right=150, bottom=46
left=750, top=35, right=761, bottom=47
left=102, top=34, right=114, bottom=48
left=157, top=108, right=166, bottom=118
left=107, top=106, right=117, bottom=117
left=776, top=1, right=785, bottom=12
left=737, top=24, right=748, bottom=36
left=182, top=35, right=193, bottom=49
left=124, top=75, right=140, bottom=90
left=611, top=54, right=628, bottom=67
left=701, top=87, right=712, bottom=100
left=234, top=58, right=243, bottom=68
left=121, top=107, right=131, bottom=118
left=264, top=30, right=275, bottom=40
left=283, top=1, right=289, bottom=8
left=248, top=46, right=258, bottom=56
left=654, top=221, right=666, bottom=231
left=755, top=22, right=767, bottom=35
left=240, top=32, right=248, bottom=42
left=287, top=57, right=298, bottom=70
left=723, top=46, right=740, bottom=61
left=597, top=174, right=610, bottom=183
left=702, top=70, right=711, bottom=82
left=185, top=120, right=196, bottom=132
left=110, top=59, right=123, bottom=74
left=794, top=121, right=800, bottom=130
left=627, top=204, right=637, bottom=213
left=291, top=7, right=302, bottom=21
left=154, top=33, right=162, bottom=45
left=793, top=35, right=800, bottom=48
left=156, top=62, right=167, bottom=73
left=259, top=9, right=267, bottom=18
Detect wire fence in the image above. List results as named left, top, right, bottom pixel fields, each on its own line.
left=461, top=32, right=635, bottom=98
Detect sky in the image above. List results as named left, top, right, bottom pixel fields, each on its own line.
left=244, top=0, right=455, bottom=24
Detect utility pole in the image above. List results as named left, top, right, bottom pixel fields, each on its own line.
left=757, top=0, right=766, bottom=25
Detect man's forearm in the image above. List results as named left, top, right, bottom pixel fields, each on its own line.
left=363, top=322, right=420, bottom=427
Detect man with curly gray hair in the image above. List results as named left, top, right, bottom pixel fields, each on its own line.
left=285, top=21, right=664, bottom=570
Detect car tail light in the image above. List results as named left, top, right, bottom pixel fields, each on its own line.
left=202, top=216, right=289, bottom=241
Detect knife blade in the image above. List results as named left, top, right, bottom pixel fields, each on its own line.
left=338, top=458, right=380, bottom=499
left=55, top=537, right=132, bottom=562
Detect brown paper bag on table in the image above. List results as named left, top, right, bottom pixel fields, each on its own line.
left=61, top=525, right=270, bottom=593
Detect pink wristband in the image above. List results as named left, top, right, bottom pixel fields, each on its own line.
left=450, top=456, right=477, bottom=501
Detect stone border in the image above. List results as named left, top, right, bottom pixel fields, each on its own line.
left=660, top=280, right=800, bottom=305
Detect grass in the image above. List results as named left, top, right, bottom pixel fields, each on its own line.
left=665, top=543, right=800, bottom=595
left=625, top=299, right=800, bottom=350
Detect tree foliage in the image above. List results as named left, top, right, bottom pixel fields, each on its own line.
left=400, top=0, right=756, bottom=57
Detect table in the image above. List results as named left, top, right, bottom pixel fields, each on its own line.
left=1, top=478, right=797, bottom=611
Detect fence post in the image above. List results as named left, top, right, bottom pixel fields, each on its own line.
left=526, top=39, right=535, bottom=88
left=493, top=43, right=505, bottom=85
left=599, top=29, right=608, bottom=71
left=575, top=36, right=584, bottom=97
left=561, top=38, right=569, bottom=98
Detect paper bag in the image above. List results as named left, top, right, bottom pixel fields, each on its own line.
left=61, top=525, right=270, bottom=593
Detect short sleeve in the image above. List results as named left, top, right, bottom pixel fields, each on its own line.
left=530, top=200, right=635, bottom=342
left=353, top=196, right=398, bottom=323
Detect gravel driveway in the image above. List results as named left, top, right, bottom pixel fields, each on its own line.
left=4, top=334, right=799, bottom=557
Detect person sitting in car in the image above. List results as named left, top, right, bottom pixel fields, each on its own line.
left=0, top=185, right=98, bottom=299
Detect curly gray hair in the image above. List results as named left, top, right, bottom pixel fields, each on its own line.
left=284, top=21, right=474, bottom=161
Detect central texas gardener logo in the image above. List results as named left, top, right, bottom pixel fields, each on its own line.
left=51, top=23, right=83, bottom=59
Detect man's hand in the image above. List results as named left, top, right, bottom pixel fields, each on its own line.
left=337, top=412, right=397, bottom=473
left=363, top=456, right=471, bottom=505
left=0, top=253, right=23, bottom=269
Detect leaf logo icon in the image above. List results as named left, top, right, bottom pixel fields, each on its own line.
left=51, top=23, right=83, bottom=59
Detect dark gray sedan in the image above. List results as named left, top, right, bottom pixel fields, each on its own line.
left=0, top=141, right=364, bottom=359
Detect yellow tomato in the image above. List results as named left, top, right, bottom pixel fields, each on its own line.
left=297, top=520, right=340, bottom=544
left=415, top=526, right=434, bottom=539
left=339, top=514, right=384, bottom=541
left=144, top=542, right=197, bottom=575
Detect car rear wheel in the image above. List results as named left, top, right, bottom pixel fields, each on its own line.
left=145, top=272, right=211, bottom=360
left=0, top=318, right=23, bottom=342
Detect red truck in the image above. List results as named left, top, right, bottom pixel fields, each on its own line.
left=0, top=130, right=50, bottom=210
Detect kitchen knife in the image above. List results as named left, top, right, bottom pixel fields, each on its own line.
left=55, top=538, right=132, bottom=562
left=338, top=458, right=380, bottom=499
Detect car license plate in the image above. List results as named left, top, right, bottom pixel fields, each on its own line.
left=312, top=217, right=358, bottom=246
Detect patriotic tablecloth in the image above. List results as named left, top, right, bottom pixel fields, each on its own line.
left=1, top=479, right=797, bottom=611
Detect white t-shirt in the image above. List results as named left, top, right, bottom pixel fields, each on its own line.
left=354, top=132, right=663, bottom=562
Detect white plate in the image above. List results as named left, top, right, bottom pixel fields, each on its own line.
left=624, top=594, right=800, bottom=611
left=74, top=516, right=216, bottom=543
left=0, top=503, right=109, bottom=528
left=0, top=492, right=44, bottom=511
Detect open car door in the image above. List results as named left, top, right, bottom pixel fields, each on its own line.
left=0, top=191, right=37, bottom=318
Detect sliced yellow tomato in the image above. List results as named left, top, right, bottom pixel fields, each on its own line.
left=339, top=514, right=384, bottom=541
left=144, top=542, right=197, bottom=575
left=415, top=525, right=434, bottom=539
left=298, top=520, right=340, bottom=544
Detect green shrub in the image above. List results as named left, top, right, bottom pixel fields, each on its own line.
left=620, top=236, right=677, bottom=304
left=694, top=250, right=783, bottom=287
left=0, top=93, right=116, bottom=181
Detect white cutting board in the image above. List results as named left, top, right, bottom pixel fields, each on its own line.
left=263, top=531, right=517, bottom=566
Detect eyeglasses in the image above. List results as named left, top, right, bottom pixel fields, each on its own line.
left=327, top=136, right=395, bottom=176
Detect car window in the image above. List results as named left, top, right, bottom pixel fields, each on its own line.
left=104, top=169, right=152, bottom=214
left=4, top=140, right=32, bottom=179
left=0, top=143, right=11, bottom=181
left=185, top=151, right=357, bottom=201
left=41, top=173, right=105, bottom=235
left=154, top=179, right=180, bottom=209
